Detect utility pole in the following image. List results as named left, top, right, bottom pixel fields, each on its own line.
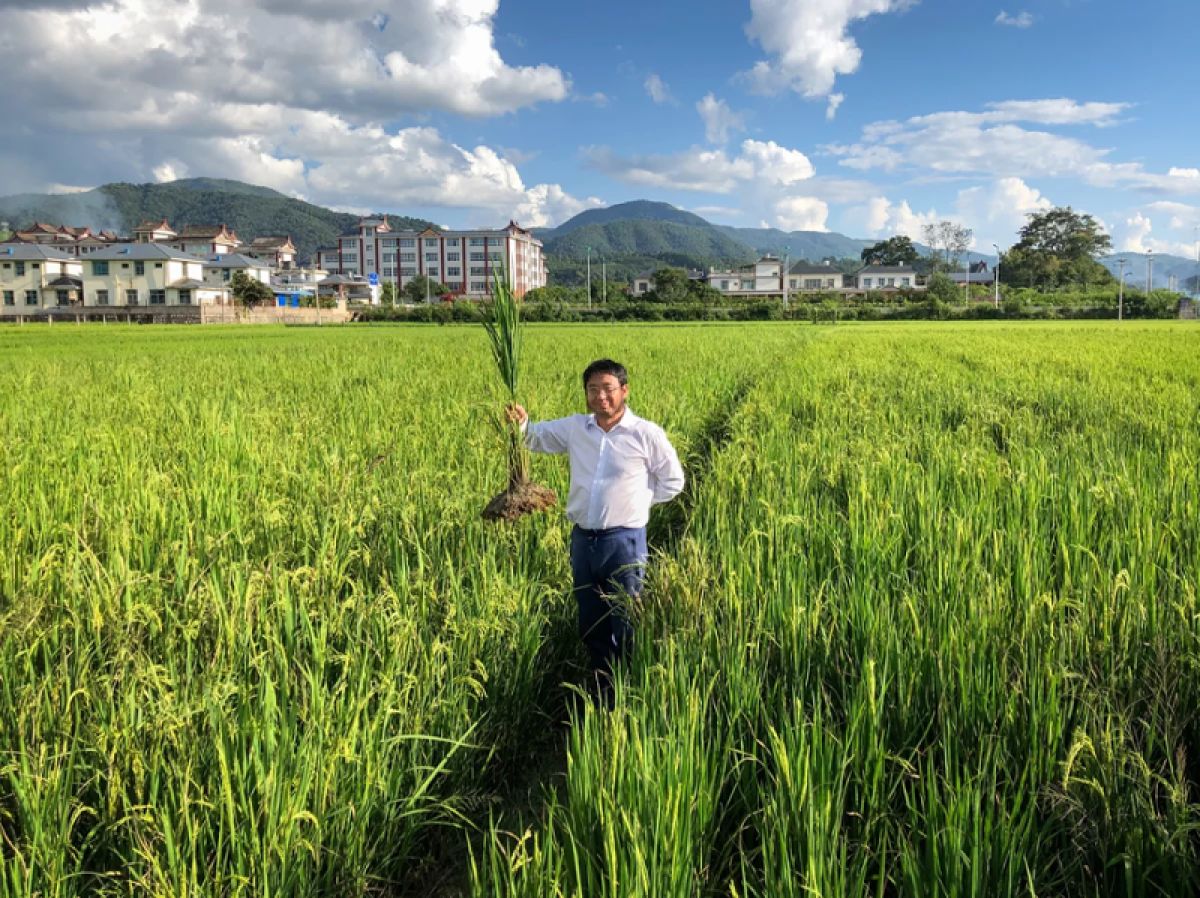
left=586, top=246, right=592, bottom=309
left=602, top=257, right=607, bottom=304
left=782, top=247, right=789, bottom=311
left=1117, top=258, right=1126, bottom=321
left=992, top=243, right=1000, bottom=307
left=964, top=250, right=970, bottom=303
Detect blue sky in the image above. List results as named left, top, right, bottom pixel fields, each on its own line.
left=1, top=0, right=1197, bottom=256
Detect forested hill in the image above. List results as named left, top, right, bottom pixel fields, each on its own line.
left=0, top=179, right=435, bottom=262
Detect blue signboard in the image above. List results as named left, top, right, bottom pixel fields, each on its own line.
left=368, top=272, right=379, bottom=286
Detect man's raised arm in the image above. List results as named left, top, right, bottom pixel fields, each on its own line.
left=506, top=403, right=571, bottom=454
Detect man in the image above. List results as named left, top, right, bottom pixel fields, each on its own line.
left=507, top=358, right=685, bottom=703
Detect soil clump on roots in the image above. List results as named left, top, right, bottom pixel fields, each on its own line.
left=482, top=479, right=557, bottom=522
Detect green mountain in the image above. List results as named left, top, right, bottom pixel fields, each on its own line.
left=717, top=225, right=875, bottom=261
left=539, top=200, right=716, bottom=240
left=0, top=179, right=436, bottom=263
left=544, top=218, right=754, bottom=262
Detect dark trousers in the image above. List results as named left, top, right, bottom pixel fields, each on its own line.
left=569, top=525, right=648, bottom=684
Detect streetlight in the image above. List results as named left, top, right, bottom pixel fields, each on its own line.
left=992, top=243, right=1001, bottom=307
left=1117, top=258, right=1126, bottom=321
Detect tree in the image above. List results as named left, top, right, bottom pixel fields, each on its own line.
left=380, top=282, right=398, bottom=306
left=230, top=270, right=274, bottom=308
left=1001, top=207, right=1113, bottom=290
left=922, top=221, right=973, bottom=270
left=861, top=236, right=920, bottom=267
left=402, top=275, right=450, bottom=304
left=649, top=267, right=690, bottom=304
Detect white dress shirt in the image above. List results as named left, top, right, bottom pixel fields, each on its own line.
left=523, top=408, right=685, bottom=530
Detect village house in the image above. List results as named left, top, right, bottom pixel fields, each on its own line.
left=0, top=244, right=84, bottom=314
left=171, top=224, right=241, bottom=257
left=203, top=253, right=273, bottom=290
left=80, top=243, right=226, bottom=308
left=245, top=235, right=297, bottom=270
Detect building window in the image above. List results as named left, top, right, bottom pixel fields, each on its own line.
left=470, top=281, right=487, bottom=292
left=789, top=279, right=797, bottom=288
left=446, top=252, right=460, bottom=261
left=470, top=266, right=486, bottom=277
left=2, top=291, right=12, bottom=305
left=155, top=262, right=163, bottom=268
left=447, top=267, right=461, bottom=277
left=92, top=261, right=108, bottom=275
left=425, top=253, right=438, bottom=262
left=399, top=239, right=415, bottom=247
left=135, top=261, right=145, bottom=275
left=469, top=238, right=485, bottom=246
left=383, top=268, right=395, bottom=277
left=15, top=262, right=26, bottom=276
left=383, top=253, right=395, bottom=263
left=25, top=290, right=38, bottom=306
left=862, top=278, right=872, bottom=288
left=400, top=267, right=416, bottom=276
left=150, top=290, right=166, bottom=305
left=126, top=289, right=139, bottom=305
left=901, top=278, right=911, bottom=287
left=178, top=290, right=192, bottom=304
left=469, top=252, right=485, bottom=262
left=96, top=289, right=109, bottom=306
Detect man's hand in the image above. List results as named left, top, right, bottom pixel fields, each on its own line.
left=505, top=403, right=528, bottom=426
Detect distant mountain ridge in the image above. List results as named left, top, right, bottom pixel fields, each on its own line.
left=0, top=179, right=436, bottom=262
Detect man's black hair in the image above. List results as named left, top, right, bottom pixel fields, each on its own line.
left=582, top=358, right=628, bottom=388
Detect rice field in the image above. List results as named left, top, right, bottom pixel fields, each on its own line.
left=1, top=321, right=1198, bottom=897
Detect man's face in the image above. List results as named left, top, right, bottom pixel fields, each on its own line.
left=585, top=373, right=628, bottom=418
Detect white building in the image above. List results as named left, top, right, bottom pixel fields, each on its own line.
left=707, top=256, right=785, bottom=297
left=81, top=243, right=226, bottom=308
left=0, top=244, right=84, bottom=314
left=854, top=264, right=920, bottom=291
left=203, top=253, right=273, bottom=289
left=171, top=224, right=242, bottom=258
left=787, top=262, right=845, bottom=292
left=316, top=216, right=548, bottom=298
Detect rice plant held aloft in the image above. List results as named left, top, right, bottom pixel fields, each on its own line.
left=480, top=271, right=556, bottom=522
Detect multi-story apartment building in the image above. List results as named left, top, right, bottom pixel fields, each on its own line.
left=0, top=244, right=84, bottom=314
left=81, top=243, right=226, bottom=308
left=316, top=216, right=547, bottom=298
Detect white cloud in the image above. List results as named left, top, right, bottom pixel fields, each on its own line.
left=1169, top=167, right=1200, bottom=179
left=585, top=139, right=814, bottom=194
left=955, top=177, right=1052, bottom=245
left=995, top=10, right=1034, bottom=28
left=697, top=94, right=746, bottom=144
left=645, top=74, right=673, bottom=104
left=826, top=93, right=845, bottom=120
left=822, top=99, right=1200, bottom=199
left=742, top=0, right=914, bottom=99
left=0, top=0, right=590, bottom=226
left=773, top=196, right=830, bottom=231
left=849, top=197, right=941, bottom=241
left=1120, top=212, right=1154, bottom=253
